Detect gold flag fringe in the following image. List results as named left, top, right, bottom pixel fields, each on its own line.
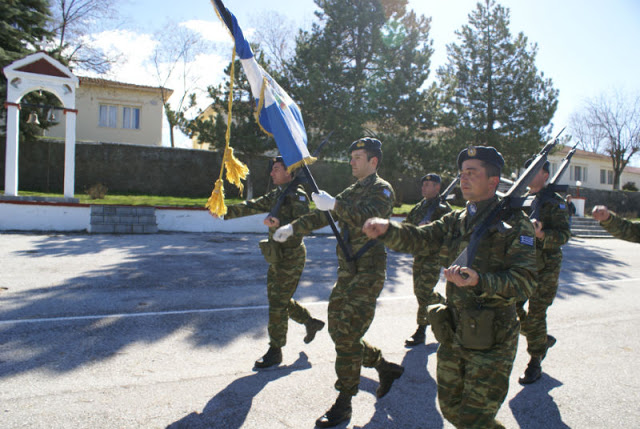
left=205, top=44, right=249, bottom=217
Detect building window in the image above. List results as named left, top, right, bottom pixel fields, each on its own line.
left=600, top=169, right=614, bottom=185
left=123, top=107, right=140, bottom=129
left=571, top=165, right=587, bottom=182
left=550, top=162, right=558, bottom=177
left=99, top=104, right=117, bottom=128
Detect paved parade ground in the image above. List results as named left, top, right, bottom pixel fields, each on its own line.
left=1, top=232, right=639, bottom=428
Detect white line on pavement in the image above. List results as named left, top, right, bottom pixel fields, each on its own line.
left=1, top=277, right=637, bottom=326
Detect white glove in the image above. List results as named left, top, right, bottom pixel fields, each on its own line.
left=312, top=190, right=336, bottom=211
left=273, top=224, right=294, bottom=242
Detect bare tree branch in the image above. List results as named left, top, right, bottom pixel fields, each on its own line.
left=570, top=89, right=640, bottom=189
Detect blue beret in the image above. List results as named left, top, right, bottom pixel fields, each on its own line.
left=421, top=173, right=441, bottom=183
left=457, top=146, right=504, bottom=170
left=524, top=157, right=550, bottom=173
left=349, top=137, right=382, bottom=154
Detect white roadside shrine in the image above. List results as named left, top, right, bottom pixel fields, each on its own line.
left=3, top=52, right=79, bottom=199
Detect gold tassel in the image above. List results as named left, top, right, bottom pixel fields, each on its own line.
left=205, top=43, right=250, bottom=215
left=224, top=146, right=249, bottom=194
left=206, top=178, right=227, bottom=217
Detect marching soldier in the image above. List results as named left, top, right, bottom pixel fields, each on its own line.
left=274, top=138, right=404, bottom=428
left=592, top=205, right=640, bottom=243
left=403, top=173, right=451, bottom=346
left=363, top=146, right=537, bottom=429
left=517, top=159, right=571, bottom=384
left=217, top=157, right=325, bottom=369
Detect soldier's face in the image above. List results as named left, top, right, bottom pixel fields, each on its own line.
left=460, top=159, right=499, bottom=202
left=528, top=169, right=549, bottom=193
left=350, top=149, right=377, bottom=180
left=421, top=180, right=440, bottom=199
left=271, top=162, right=292, bottom=186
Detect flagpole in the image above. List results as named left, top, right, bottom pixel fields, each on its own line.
left=301, top=165, right=354, bottom=261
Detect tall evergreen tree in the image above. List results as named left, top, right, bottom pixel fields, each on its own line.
left=436, top=0, right=558, bottom=170
left=288, top=0, right=433, bottom=168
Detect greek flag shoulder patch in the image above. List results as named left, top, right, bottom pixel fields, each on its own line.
left=383, top=189, right=392, bottom=198
left=520, top=235, right=535, bottom=246
left=558, top=203, right=566, bottom=209
left=299, top=195, right=307, bottom=202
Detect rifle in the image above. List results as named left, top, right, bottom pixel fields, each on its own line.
left=419, top=175, right=460, bottom=224
left=529, top=141, right=578, bottom=220
left=451, top=128, right=565, bottom=268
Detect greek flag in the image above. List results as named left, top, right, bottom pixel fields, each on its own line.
left=210, top=0, right=314, bottom=171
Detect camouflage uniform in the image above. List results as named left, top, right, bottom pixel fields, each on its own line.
left=225, top=184, right=312, bottom=348
left=600, top=212, right=640, bottom=243
left=379, top=196, right=537, bottom=428
left=290, top=172, right=395, bottom=396
left=518, top=190, right=571, bottom=357
left=404, top=198, right=451, bottom=325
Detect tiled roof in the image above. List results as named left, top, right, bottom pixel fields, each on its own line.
left=78, top=76, right=173, bottom=95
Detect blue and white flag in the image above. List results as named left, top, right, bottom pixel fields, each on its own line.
left=211, top=0, right=314, bottom=171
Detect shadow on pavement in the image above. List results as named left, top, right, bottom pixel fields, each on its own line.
left=0, top=233, right=336, bottom=377
left=356, top=342, right=443, bottom=428
left=166, top=352, right=312, bottom=429
left=0, top=233, right=628, bottom=380
left=509, top=373, right=570, bottom=429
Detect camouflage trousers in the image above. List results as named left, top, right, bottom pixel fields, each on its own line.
left=437, top=326, right=519, bottom=429
left=328, top=264, right=386, bottom=396
left=266, top=245, right=311, bottom=348
left=413, top=257, right=445, bottom=325
left=517, top=262, right=561, bottom=357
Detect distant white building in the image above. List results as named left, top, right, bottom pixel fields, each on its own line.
left=48, top=76, right=172, bottom=147
left=548, top=145, right=640, bottom=191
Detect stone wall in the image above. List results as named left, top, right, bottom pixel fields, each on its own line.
left=567, top=186, right=640, bottom=217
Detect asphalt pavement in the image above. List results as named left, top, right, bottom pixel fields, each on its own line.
left=1, top=232, right=638, bottom=428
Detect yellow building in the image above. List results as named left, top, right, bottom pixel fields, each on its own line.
left=48, top=77, right=172, bottom=146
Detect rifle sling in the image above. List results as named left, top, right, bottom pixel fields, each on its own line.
left=341, top=226, right=378, bottom=262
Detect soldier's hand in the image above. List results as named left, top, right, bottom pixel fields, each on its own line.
left=312, top=190, right=336, bottom=211
left=264, top=216, right=280, bottom=228
left=274, top=224, right=294, bottom=242
left=209, top=211, right=222, bottom=220
left=531, top=219, right=545, bottom=240
left=444, top=265, right=479, bottom=287
left=362, top=217, right=389, bottom=239
left=592, top=205, right=611, bottom=222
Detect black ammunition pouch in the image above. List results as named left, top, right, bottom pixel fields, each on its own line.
left=427, top=304, right=455, bottom=346
left=259, top=239, right=283, bottom=264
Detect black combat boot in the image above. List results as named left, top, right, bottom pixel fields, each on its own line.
left=315, top=392, right=352, bottom=428
left=254, top=346, right=282, bottom=369
left=404, top=324, right=427, bottom=347
left=375, top=358, right=405, bottom=398
left=518, top=356, right=541, bottom=384
left=304, top=318, right=326, bottom=344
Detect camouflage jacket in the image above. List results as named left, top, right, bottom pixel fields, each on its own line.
left=380, top=195, right=537, bottom=310
left=600, top=212, right=640, bottom=243
left=225, top=184, right=310, bottom=248
left=404, top=197, right=452, bottom=226
left=524, top=189, right=571, bottom=269
left=291, top=172, right=395, bottom=265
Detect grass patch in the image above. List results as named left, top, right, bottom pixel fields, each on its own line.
left=5, top=190, right=466, bottom=216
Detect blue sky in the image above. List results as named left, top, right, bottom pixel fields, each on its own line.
left=94, top=0, right=640, bottom=150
